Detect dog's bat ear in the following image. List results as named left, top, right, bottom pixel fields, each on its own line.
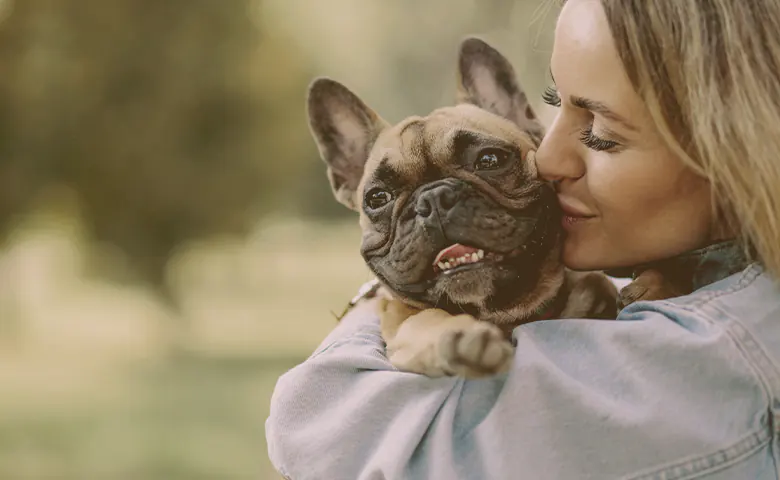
left=456, top=37, right=544, bottom=142
left=307, top=78, right=389, bottom=211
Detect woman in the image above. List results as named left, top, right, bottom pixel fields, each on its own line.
left=267, top=0, right=780, bottom=478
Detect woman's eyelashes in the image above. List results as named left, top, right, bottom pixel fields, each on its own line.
left=541, top=85, right=622, bottom=152
left=542, top=85, right=561, bottom=107
left=579, top=124, right=620, bottom=152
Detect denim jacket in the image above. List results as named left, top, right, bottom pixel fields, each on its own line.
left=266, top=243, right=780, bottom=480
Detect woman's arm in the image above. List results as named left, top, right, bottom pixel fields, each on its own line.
left=266, top=297, right=769, bottom=480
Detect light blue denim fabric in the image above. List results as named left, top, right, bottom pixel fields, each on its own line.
left=266, top=262, right=780, bottom=479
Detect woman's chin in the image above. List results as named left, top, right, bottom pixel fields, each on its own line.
left=562, top=256, right=604, bottom=271
left=561, top=239, right=614, bottom=272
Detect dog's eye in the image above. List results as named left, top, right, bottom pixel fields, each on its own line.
left=365, top=188, right=393, bottom=210
left=475, top=148, right=510, bottom=171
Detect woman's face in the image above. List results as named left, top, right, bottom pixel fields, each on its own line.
left=535, top=0, right=716, bottom=271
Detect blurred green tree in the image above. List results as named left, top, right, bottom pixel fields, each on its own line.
left=0, top=0, right=314, bottom=290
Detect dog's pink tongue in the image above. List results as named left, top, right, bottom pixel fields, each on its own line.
left=434, top=243, right=480, bottom=264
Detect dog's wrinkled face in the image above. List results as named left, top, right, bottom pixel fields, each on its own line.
left=307, top=38, right=564, bottom=319
left=357, top=106, right=560, bottom=313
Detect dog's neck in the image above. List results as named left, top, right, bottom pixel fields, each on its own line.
left=486, top=279, right=569, bottom=337
left=532, top=287, right=569, bottom=321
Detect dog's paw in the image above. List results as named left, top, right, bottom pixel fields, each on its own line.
left=617, top=269, right=680, bottom=310
left=438, top=320, right=514, bottom=379
left=560, top=271, right=618, bottom=319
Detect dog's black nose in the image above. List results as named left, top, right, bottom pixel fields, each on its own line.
left=416, top=183, right=460, bottom=218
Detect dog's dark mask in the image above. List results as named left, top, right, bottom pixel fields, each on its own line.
left=307, top=38, right=565, bottom=318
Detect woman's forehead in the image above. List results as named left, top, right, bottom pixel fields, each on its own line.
left=557, top=0, right=610, bottom=49
left=552, top=0, right=646, bottom=124
left=553, top=0, right=616, bottom=77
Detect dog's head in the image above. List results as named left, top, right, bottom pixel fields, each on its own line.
left=307, top=38, right=564, bottom=322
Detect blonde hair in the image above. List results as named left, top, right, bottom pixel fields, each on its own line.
left=600, top=0, right=780, bottom=278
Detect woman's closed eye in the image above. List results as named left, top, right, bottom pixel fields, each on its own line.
left=580, top=124, right=620, bottom=152
left=542, top=85, right=623, bottom=153
left=542, top=85, right=561, bottom=108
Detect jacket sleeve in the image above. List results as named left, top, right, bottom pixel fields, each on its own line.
left=265, top=298, right=770, bottom=480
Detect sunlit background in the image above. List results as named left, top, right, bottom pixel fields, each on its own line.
left=0, top=1, right=565, bottom=478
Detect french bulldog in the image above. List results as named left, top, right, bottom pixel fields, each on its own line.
left=306, top=37, right=625, bottom=379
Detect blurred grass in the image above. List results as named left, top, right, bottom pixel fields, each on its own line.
left=0, top=355, right=297, bottom=479
left=0, top=216, right=372, bottom=479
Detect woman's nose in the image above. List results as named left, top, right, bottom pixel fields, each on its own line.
left=535, top=113, right=586, bottom=182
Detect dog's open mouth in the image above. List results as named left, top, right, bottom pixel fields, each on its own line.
left=433, top=243, right=525, bottom=274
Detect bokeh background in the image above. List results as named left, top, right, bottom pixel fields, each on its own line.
left=0, top=1, right=565, bottom=478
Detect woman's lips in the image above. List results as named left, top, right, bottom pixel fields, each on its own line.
left=562, top=215, right=594, bottom=230
left=557, top=196, right=596, bottom=230
left=557, top=196, right=595, bottom=217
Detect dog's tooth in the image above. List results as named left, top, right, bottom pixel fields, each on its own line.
left=471, top=253, right=479, bottom=262
left=477, top=250, right=484, bottom=259
left=444, top=261, right=452, bottom=270
left=437, top=262, right=447, bottom=270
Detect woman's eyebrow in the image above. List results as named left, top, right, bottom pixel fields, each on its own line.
left=570, top=95, right=638, bottom=132
left=550, top=70, right=638, bottom=132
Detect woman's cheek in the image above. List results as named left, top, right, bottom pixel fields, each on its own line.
left=585, top=157, right=633, bottom=216
left=589, top=151, right=675, bottom=218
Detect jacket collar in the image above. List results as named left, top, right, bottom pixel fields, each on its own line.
left=605, top=240, right=752, bottom=292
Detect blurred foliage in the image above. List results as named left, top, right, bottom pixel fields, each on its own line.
left=0, top=0, right=314, bottom=288
left=0, top=0, right=557, bottom=292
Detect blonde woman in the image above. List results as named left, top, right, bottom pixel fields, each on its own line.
left=267, top=0, right=780, bottom=478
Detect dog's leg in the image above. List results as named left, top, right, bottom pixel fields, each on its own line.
left=377, top=295, right=420, bottom=341
left=560, top=271, right=619, bottom=319
left=377, top=297, right=514, bottom=378
left=617, top=269, right=682, bottom=310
